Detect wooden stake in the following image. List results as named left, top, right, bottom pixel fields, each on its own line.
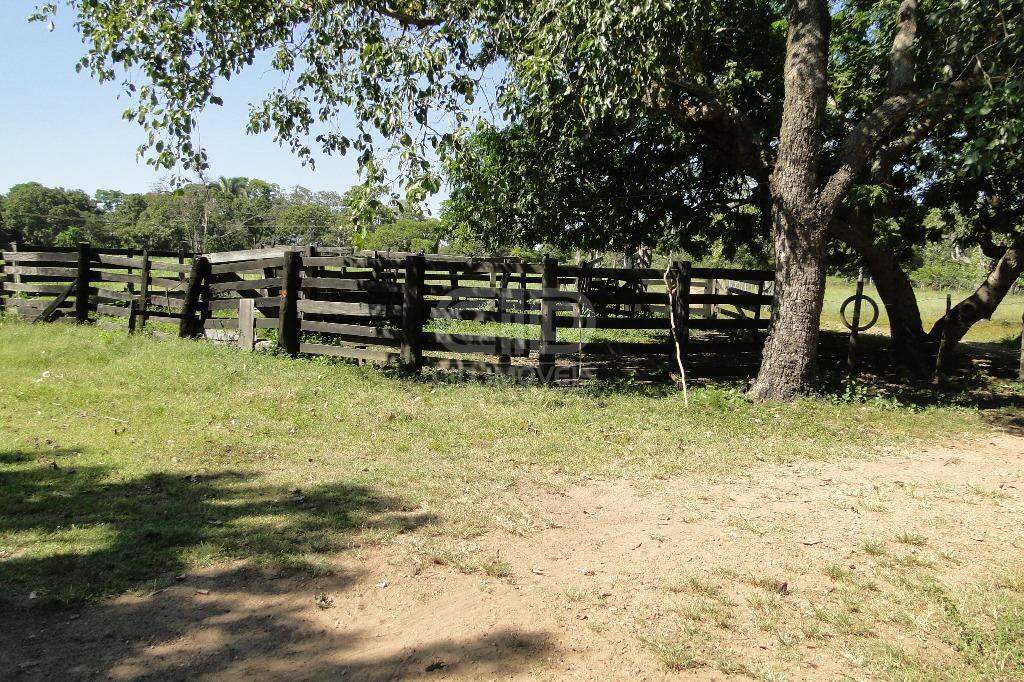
left=1018, top=306, right=1023, bottom=381
left=179, top=256, right=210, bottom=338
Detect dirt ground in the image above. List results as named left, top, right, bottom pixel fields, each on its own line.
left=4, top=431, right=1023, bottom=681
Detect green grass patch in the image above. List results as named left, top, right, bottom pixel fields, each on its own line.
left=0, top=317, right=994, bottom=606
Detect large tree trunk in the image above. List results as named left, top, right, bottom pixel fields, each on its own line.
left=830, top=213, right=927, bottom=366
left=931, top=241, right=1024, bottom=370
left=748, top=0, right=831, bottom=401
left=749, top=210, right=828, bottom=401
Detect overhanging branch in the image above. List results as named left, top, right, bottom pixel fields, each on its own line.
left=646, top=79, right=770, bottom=185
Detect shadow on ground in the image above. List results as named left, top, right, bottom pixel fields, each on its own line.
left=3, top=562, right=554, bottom=680
left=0, top=448, right=433, bottom=607
left=425, top=326, right=1024, bottom=413
left=1, top=449, right=556, bottom=679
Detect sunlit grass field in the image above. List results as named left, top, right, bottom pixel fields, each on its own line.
left=1, top=317, right=1010, bottom=606
left=822, top=277, right=1024, bottom=344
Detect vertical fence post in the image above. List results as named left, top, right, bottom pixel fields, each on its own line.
left=139, top=250, right=151, bottom=330
left=703, top=278, right=713, bottom=319
left=303, top=244, right=318, bottom=309
left=449, top=266, right=459, bottom=305
left=126, top=248, right=135, bottom=295
left=179, top=256, right=210, bottom=338
left=401, top=254, right=425, bottom=372
left=129, top=250, right=151, bottom=334
left=10, top=241, right=20, bottom=290
left=674, top=261, right=692, bottom=364
left=5, top=242, right=19, bottom=313
left=0, top=244, right=7, bottom=314
left=238, top=298, right=256, bottom=351
left=753, top=279, right=766, bottom=342
left=278, top=250, right=302, bottom=356
left=539, top=256, right=559, bottom=383
left=177, top=248, right=187, bottom=283
left=847, top=269, right=865, bottom=373
left=74, top=241, right=92, bottom=323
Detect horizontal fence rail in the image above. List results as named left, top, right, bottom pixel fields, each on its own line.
left=1, top=243, right=776, bottom=382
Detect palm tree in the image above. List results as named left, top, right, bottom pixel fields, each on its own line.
left=213, top=176, right=249, bottom=198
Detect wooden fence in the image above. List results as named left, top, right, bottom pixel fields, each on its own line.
left=0, top=243, right=774, bottom=382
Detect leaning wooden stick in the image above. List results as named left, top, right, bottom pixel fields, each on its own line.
left=664, top=263, right=689, bottom=408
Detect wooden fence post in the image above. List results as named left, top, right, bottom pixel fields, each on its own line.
left=126, top=248, right=135, bottom=295
left=401, top=254, right=425, bottom=372
left=179, top=256, right=210, bottom=338
left=74, top=241, right=92, bottom=323
left=278, top=250, right=302, bottom=356
left=139, top=250, right=151, bottom=330
left=449, top=267, right=459, bottom=305
left=129, top=250, right=151, bottom=334
left=238, top=298, right=256, bottom=351
left=753, top=279, right=766, bottom=342
left=669, top=261, right=692, bottom=366
left=539, top=256, right=559, bottom=383
left=0, top=245, right=7, bottom=314
left=847, top=270, right=865, bottom=373
left=178, top=248, right=187, bottom=283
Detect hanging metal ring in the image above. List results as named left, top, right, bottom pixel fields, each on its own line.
left=840, top=294, right=879, bottom=332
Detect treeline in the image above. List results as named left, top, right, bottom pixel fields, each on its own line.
left=0, top=178, right=444, bottom=254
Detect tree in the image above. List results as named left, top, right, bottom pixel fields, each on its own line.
left=357, top=218, right=442, bottom=253
left=920, top=142, right=1024, bottom=369
left=2, top=182, right=100, bottom=245
left=42, top=0, right=1024, bottom=399
left=441, top=122, right=768, bottom=259
left=214, top=176, right=250, bottom=198
left=94, top=189, right=127, bottom=212
left=271, top=188, right=349, bottom=246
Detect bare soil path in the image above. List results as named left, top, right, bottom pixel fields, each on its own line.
left=5, top=432, right=1023, bottom=680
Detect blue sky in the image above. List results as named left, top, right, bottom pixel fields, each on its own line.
left=0, top=4, right=372, bottom=199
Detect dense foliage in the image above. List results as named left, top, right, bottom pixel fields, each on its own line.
left=0, top=178, right=439, bottom=253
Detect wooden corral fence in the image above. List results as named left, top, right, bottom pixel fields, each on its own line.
left=0, top=242, right=774, bottom=382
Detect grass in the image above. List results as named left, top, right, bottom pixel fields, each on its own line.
left=0, top=316, right=1006, bottom=606
left=821, top=276, right=1024, bottom=344
left=652, top=561, right=1024, bottom=680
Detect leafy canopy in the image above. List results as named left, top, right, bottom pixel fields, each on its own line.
left=32, top=1, right=1024, bottom=249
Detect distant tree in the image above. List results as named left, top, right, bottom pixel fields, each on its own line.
left=2, top=182, right=100, bottom=245
left=357, top=218, right=442, bottom=254
left=94, top=189, right=127, bottom=212
left=214, top=176, right=249, bottom=198
left=53, top=226, right=86, bottom=247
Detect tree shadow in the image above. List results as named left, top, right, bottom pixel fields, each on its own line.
left=1, top=449, right=558, bottom=678
left=2, top=561, right=555, bottom=680
left=0, top=448, right=434, bottom=608
left=815, top=330, right=1024, bottom=412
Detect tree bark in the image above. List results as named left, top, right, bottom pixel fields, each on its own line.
left=748, top=0, right=831, bottom=402
left=930, top=241, right=1024, bottom=370
left=750, top=209, right=829, bottom=400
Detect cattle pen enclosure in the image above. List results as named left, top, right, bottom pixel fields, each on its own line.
left=0, top=243, right=774, bottom=382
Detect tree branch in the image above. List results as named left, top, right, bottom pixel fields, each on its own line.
left=888, top=0, right=918, bottom=94
left=646, top=79, right=770, bottom=185
left=818, top=80, right=975, bottom=216
left=375, top=4, right=442, bottom=28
